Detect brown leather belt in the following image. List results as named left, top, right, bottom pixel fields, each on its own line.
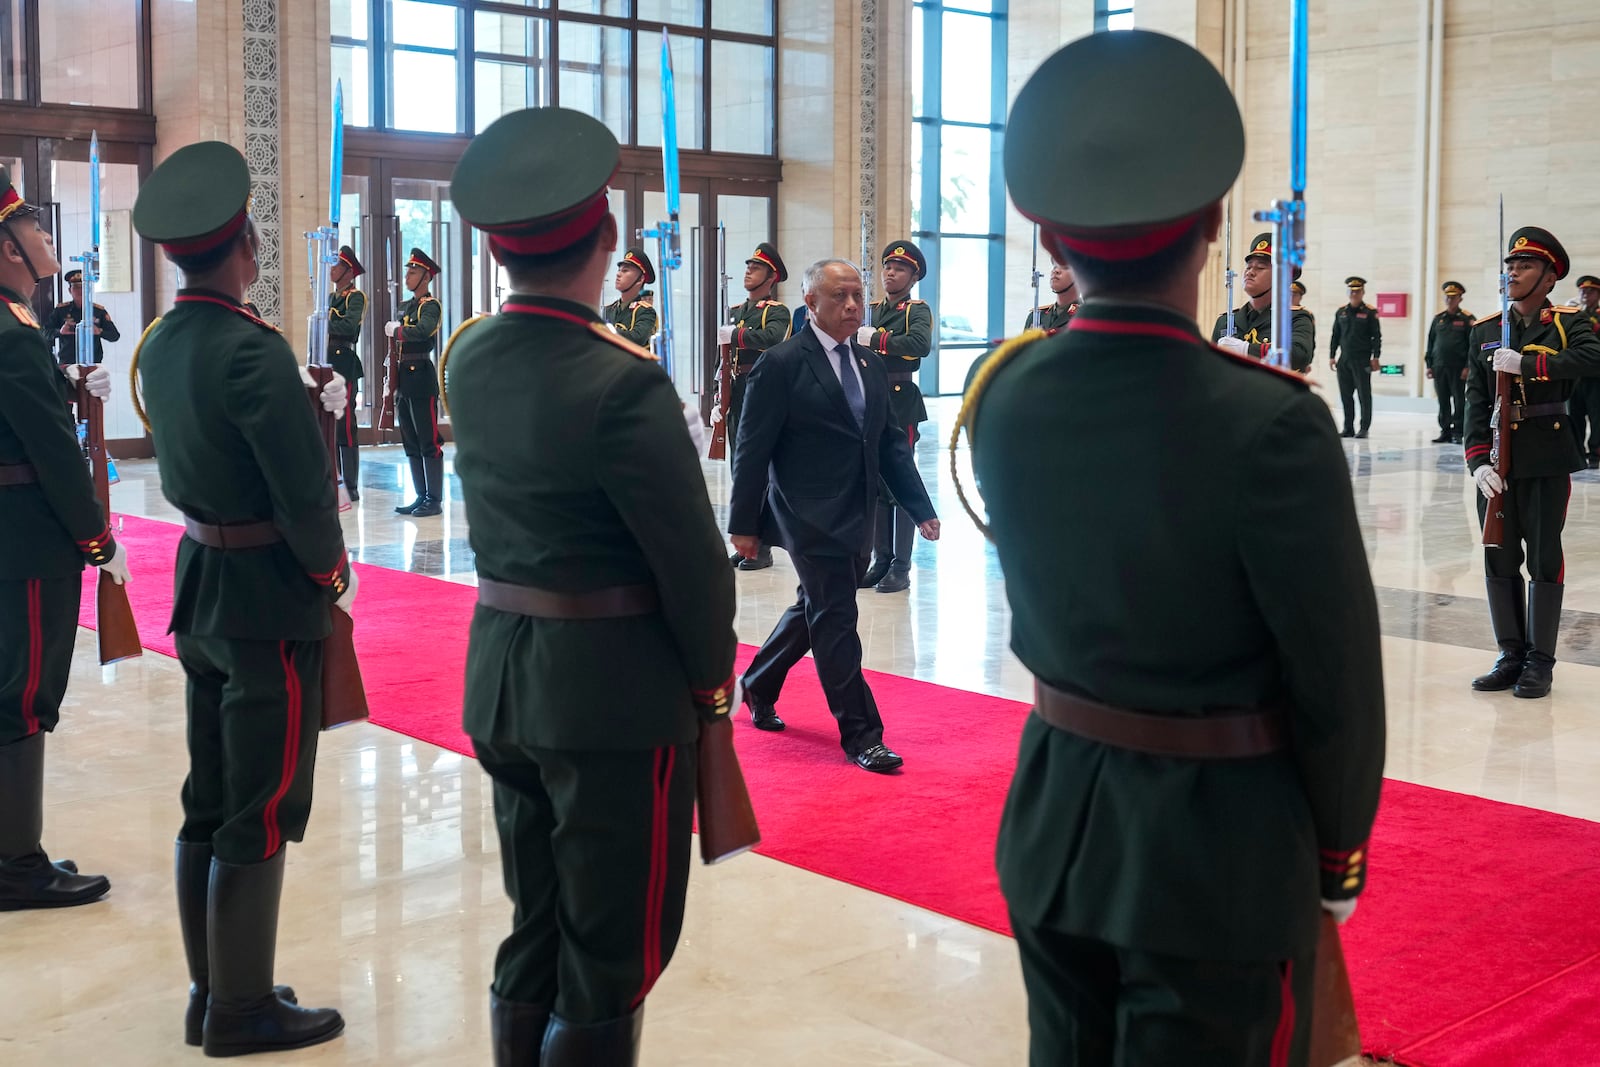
left=732, top=362, right=754, bottom=378
left=1510, top=402, right=1568, bottom=423
left=478, top=577, right=659, bottom=619
left=1033, top=679, right=1286, bottom=760
left=183, top=518, right=283, bottom=550
left=0, top=463, right=38, bottom=486
left=886, top=372, right=915, bottom=383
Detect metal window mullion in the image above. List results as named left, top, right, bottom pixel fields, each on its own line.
left=984, top=3, right=1006, bottom=365
left=919, top=3, right=943, bottom=394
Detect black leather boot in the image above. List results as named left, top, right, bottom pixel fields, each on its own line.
left=541, top=1008, right=643, bottom=1067
left=491, top=991, right=551, bottom=1067
left=737, top=545, right=772, bottom=571
left=412, top=456, right=444, bottom=516
left=202, top=850, right=343, bottom=1057
left=859, top=502, right=894, bottom=588
left=177, top=841, right=295, bottom=1046
left=338, top=446, right=360, bottom=502
left=0, top=733, right=110, bottom=911
left=395, top=457, right=425, bottom=514
left=1514, top=582, right=1563, bottom=699
left=874, top=507, right=915, bottom=593
left=1471, top=576, right=1527, bottom=692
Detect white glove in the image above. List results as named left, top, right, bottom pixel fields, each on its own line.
left=606, top=322, right=620, bottom=334
left=384, top=320, right=401, bottom=338
left=1475, top=465, right=1505, bottom=500
left=334, top=567, right=359, bottom=616
left=97, top=541, right=130, bottom=586
left=1321, top=897, right=1357, bottom=925
left=60, top=364, right=81, bottom=383
left=1216, top=336, right=1252, bottom=356
left=319, top=372, right=348, bottom=414
left=716, top=324, right=735, bottom=346
left=682, top=403, right=707, bottom=454
left=855, top=325, right=877, bottom=347
left=710, top=405, right=724, bottom=425
left=1491, top=348, right=1522, bottom=374
left=85, top=365, right=113, bottom=400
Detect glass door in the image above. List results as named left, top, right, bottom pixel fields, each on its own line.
left=641, top=186, right=701, bottom=402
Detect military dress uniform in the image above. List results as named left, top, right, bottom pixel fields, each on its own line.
left=447, top=107, right=738, bottom=1065
left=1464, top=228, right=1600, bottom=700
left=723, top=242, right=791, bottom=571
left=1209, top=234, right=1314, bottom=373
left=46, top=270, right=120, bottom=364
left=1023, top=299, right=1077, bottom=333
left=860, top=240, right=933, bottom=592
left=1566, top=275, right=1600, bottom=464
left=1330, top=278, right=1383, bottom=437
left=1426, top=281, right=1473, bottom=444
left=393, top=248, right=444, bottom=517
left=329, top=245, right=367, bottom=499
left=605, top=248, right=658, bottom=348
left=0, top=168, right=121, bottom=911
left=964, top=33, right=1385, bottom=1066
left=133, top=141, right=350, bottom=1056
left=1290, top=280, right=1316, bottom=373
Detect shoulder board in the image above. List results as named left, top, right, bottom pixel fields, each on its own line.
left=1036, top=304, right=1052, bottom=312
left=1208, top=344, right=1312, bottom=388
left=587, top=322, right=659, bottom=361
left=904, top=298, right=926, bottom=306
left=1291, top=304, right=1306, bottom=312
left=235, top=304, right=282, bottom=333
left=1461, top=310, right=1474, bottom=319
left=420, top=295, right=440, bottom=306
left=93, top=303, right=108, bottom=312
left=1473, top=311, right=1502, bottom=327
left=756, top=299, right=786, bottom=308
left=5, top=300, right=38, bottom=328
left=1553, top=305, right=1580, bottom=314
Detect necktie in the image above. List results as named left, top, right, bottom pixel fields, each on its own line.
left=835, top=343, right=866, bottom=429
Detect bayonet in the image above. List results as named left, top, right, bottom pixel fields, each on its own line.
left=1253, top=0, right=1307, bottom=369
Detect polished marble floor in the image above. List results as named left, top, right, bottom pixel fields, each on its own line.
left=7, top=396, right=1600, bottom=1065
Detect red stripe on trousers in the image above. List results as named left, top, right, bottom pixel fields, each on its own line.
left=631, top=746, right=674, bottom=1010
left=1269, top=959, right=1296, bottom=1067
left=429, top=397, right=441, bottom=454
left=261, top=642, right=304, bottom=858
left=20, top=579, right=41, bottom=735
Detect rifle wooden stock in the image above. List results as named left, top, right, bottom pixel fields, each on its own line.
left=696, top=714, right=759, bottom=864
left=321, top=605, right=369, bottom=730
left=74, top=378, right=111, bottom=507
left=1481, top=371, right=1513, bottom=548
left=707, top=343, right=732, bottom=460
left=96, top=569, right=143, bottom=665
left=1309, top=913, right=1361, bottom=1065
left=377, top=335, right=398, bottom=431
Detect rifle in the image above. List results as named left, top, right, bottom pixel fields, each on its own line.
left=70, top=132, right=141, bottom=666
left=640, top=29, right=682, bottom=383
left=1029, top=225, right=1043, bottom=330
left=303, top=80, right=370, bottom=730
left=860, top=212, right=873, bottom=314
left=708, top=221, right=732, bottom=460
left=377, top=326, right=398, bottom=431
left=1483, top=195, right=1512, bottom=550
left=1252, top=0, right=1308, bottom=370
left=1224, top=210, right=1237, bottom=340
left=1308, top=913, right=1362, bottom=1064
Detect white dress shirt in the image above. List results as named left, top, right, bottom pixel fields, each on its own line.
left=808, top=318, right=867, bottom=396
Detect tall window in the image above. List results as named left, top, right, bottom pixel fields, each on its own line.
left=331, top=0, right=775, bottom=151
left=1096, top=0, right=1136, bottom=31
left=912, top=1, right=1008, bottom=396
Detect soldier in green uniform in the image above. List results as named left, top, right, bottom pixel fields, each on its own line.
left=605, top=248, right=658, bottom=348
left=446, top=106, right=737, bottom=1066
left=132, top=141, right=355, bottom=1056
left=716, top=241, right=791, bottom=570
left=1426, top=281, right=1473, bottom=445
left=329, top=245, right=366, bottom=500
left=1330, top=276, right=1383, bottom=437
left=0, top=166, right=125, bottom=911
left=1567, top=274, right=1600, bottom=467
left=385, top=248, right=444, bottom=517
left=46, top=268, right=120, bottom=365
left=1210, top=233, right=1314, bottom=372
left=1464, top=228, right=1600, bottom=700
left=1290, top=279, right=1315, bottom=374
left=858, top=240, right=933, bottom=592
left=1022, top=257, right=1078, bottom=333
left=959, top=32, right=1385, bottom=1065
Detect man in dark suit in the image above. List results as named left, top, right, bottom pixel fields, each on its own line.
left=729, top=258, right=939, bottom=773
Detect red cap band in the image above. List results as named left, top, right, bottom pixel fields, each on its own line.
left=161, top=208, right=249, bottom=257
left=1047, top=212, right=1203, bottom=262
left=485, top=192, right=609, bottom=258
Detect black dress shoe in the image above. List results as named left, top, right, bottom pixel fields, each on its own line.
left=1471, top=652, right=1525, bottom=692
left=874, top=568, right=910, bottom=594
left=1340, top=429, right=1355, bottom=438
left=738, top=549, right=772, bottom=571
left=1588, top=456, right=1600, bottom=470
left=1513, top=659, right=1554, bottom=699
left=853, top=744, right=903, bottom=773
left=1431, top=432, right=1453, bottom=444
left=744, top=694, right=785, bottom=732
left=859, top=559, right=890, bottom=589
left=1354, top=430, right=1369, bottom=439
left=729, top=550, right=744, bottom=566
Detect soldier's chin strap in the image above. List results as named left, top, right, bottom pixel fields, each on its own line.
left=0, top=220, right=44, bottom=285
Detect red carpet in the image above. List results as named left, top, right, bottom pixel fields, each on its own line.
left=84, top=515, right=1600, bottom=1066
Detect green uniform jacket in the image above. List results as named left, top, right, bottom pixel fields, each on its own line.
left=1425, top=308, right=1473, bottom=372
left=328, top=286, right=365, bottom=385
left=1465, top=303, right=1600, bottom=479
left=867, top=295, right=932, bottom=428
left=1210, top=302, right=1315, bottom=372
left=729, top=297, right=791, bottom=372
left=446, top=294, right=737, bottom=751
left=604, top=297, right=658, bottom=349
left=1330, top=302, right=1383, bottom=364
left=140, top=290, right=351, bottom=641
left=967, top=301, right=1385, bottom=963
left=1022, top=301, right=1077, bottom=333
left=396, top=294, right=441, bottom=399
left=46, top=300, right=120, bottom=364
left=0, top=290, right=117, bottom=579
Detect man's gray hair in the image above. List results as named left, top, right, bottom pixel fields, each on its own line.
left=802, top=258, right=862, bottom=296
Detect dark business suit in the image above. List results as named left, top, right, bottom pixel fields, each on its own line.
left=728, top=324, right=936, bottom=755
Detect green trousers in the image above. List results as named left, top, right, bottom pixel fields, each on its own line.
left=174, top=634, right=322, bottom=865
left=472, top=739, right=695, bottom=1021
left=0, top=574, right=82, bottom=745
left=1011, top=919, right=1315, bottom=1067
left=1477, top=474, right=1570, bottom=583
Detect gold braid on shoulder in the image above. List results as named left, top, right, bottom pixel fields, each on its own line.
left=127, top=317, right=163, bottom=433
left=437, top=314, right=489, bottom=417
left=946, top=329, right=1048, bottom=542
